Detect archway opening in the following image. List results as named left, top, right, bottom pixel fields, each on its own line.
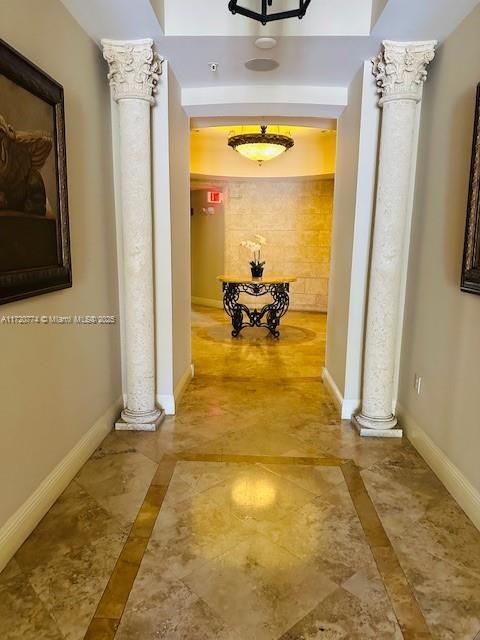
left=188, top=118, right=337, bottom=428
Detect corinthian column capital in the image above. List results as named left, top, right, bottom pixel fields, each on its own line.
left=101, top=38, right=162, bottom=104
left=373, top=40, right=437, bottom=105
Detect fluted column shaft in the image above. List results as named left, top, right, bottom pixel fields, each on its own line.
left=102, top=38, right=164, bottom=431
left=354, top=40, right=436, bottom=437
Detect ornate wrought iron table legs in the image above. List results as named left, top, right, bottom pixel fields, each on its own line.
left=222, top=281, right=291, bottom=338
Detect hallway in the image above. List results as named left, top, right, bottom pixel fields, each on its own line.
left=1, top=307, right=480, bottom=639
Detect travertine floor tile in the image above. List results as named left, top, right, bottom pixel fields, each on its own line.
left=259, top=462, right=344, bottom=496
left=183, top=533, right=338, bottom=640
left=75, top=443, right=158, bottom=526
left=173, top=459, right=246, bottom=492
left=26, top=534, right=126, bottom=609
left=279, top=586, right=403, bottom=639
left=148, top=485, right=252, bottom=579
left=15, top=482, right=128, bottom=573
left=115, top=562, right=241, bottom=640
left=393, top=495, right=480, bottom=579
left=0, top=558, right=22, bottom=589
left=185, top=423, right=324, bottom=457
left=393, top=544, right=480, bottom=640
left=255, top=482, right=377, bottom=585
left=0, top=573, right=64, bottom=640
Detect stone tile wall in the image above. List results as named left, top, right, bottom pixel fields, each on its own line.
left=224, top=178, right=334, bottom=312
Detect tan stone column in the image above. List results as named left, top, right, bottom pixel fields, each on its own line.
left=354, top=40, right=436, bottom=437
left=102, top=39, right=164, bottom=431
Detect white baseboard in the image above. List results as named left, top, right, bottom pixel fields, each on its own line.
left=157, top=363, right=194, bottom=416
left=322, top=367, right=342, bottom=411
left=341, top=398, right=361, bottom=420
left=397, top=403, right=480, bottom=532
left=321, top=367, right=360, bottom=420
left=192, top=296, right=223, bottom=310
left=175, top=362, right=194, bottom=406
left=0, top=397, right=122, bottom=572
left=157, top=393, right=175, bottom=416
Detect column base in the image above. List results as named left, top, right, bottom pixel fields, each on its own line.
left=115, top=407, right=165, bottom=432
left=352, top=413, right=403, bottom=438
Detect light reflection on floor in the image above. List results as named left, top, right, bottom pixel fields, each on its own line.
left=231, top=474, right=277, bottom=511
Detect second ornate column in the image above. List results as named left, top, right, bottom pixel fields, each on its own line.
left=353, top=40, right=436, bottom=437
left=102, top=39, right=164, bottom=431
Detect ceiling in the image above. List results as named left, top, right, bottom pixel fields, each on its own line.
left=190, top=125, right=337, bottom=178
left=155, top=36, right=382, bottom=88
left=61, top=0, right=478, bottom=89
left=61, top=0, right=479, bottom=120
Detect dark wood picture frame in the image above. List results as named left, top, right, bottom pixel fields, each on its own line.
left=461, top=83, right=480, bottom=295
left=0, top=39, right=71, bottom=305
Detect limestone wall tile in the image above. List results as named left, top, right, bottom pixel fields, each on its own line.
left=224, top=179, right=334, bottom=311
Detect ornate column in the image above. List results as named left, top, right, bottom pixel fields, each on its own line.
left=353, top=40, right=436, bottom=437
left=102, top=39, right=164, bottom=431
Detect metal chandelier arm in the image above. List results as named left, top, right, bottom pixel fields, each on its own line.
left=228, top=0, right=312, bottom=25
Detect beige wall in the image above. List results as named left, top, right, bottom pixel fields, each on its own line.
left=398, top=5, right=480, bottom=493
left=168, top=69, right=192, bottom=387
left=191, top=190, right=225, bottom=303
left=0, top=0, right=120, bottom=526
left=325, top=68, right=363, bottom=394
left=224, top=178, right=334, bottom=312
left=191, top=126, right=336, bottom=179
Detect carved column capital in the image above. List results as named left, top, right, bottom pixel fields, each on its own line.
left=372, top=40, right=437, bottom=105
left=101, top=38, right=162, bottom=104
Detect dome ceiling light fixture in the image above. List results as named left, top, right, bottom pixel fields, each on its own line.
left=228, top=125, right=294, bottom=165
left=228, top=0, right=312, bottom=25
left=254, top=37, right=278, bottom=49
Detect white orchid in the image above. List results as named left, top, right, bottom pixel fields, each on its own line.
left=253, top=234, right=267, bottom=246
left=241, top=240, right=261, bottom=252
left=240, top=236, right=267, bottom=267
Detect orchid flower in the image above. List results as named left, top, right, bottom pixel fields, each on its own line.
left=240, top=236, right=266, bottom=266
left=253, top=234, right=267, bottom=246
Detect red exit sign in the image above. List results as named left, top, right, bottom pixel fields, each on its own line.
left=207, top=191, right=223, bottom=204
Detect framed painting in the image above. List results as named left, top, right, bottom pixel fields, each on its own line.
left=461, top=83, right=480, bottom=295
left=0, top=39, right=71, bottom=305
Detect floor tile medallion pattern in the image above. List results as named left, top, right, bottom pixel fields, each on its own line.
left=1, top=308, right=480, bottom=640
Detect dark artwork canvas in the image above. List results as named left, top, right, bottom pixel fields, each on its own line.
left=461, top=83, right=480, bottom=295
left=0, top=39, right=71, bottom=304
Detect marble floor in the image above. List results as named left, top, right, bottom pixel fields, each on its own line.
left=1, top=306, right=480, bottom=639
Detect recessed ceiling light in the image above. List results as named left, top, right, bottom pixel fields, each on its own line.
left=245, top=58, right=279, bottom=72
left=254, top=37, right=277, bottom=50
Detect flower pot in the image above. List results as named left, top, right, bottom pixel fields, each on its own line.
left=250, top=263, right=264, bottom=278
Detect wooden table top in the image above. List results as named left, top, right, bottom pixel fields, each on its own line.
left=217, top=275, right=297, bottom=284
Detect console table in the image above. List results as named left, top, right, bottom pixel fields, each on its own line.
left=217, top=276, right=297, bottom=338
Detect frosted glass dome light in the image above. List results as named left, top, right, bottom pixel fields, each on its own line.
left=228, top=125, right=294, bottom=166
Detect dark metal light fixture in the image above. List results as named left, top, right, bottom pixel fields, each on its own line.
left=228, top=125, right=294, bottom=165
left=228, top=0, right=312, bottom=25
